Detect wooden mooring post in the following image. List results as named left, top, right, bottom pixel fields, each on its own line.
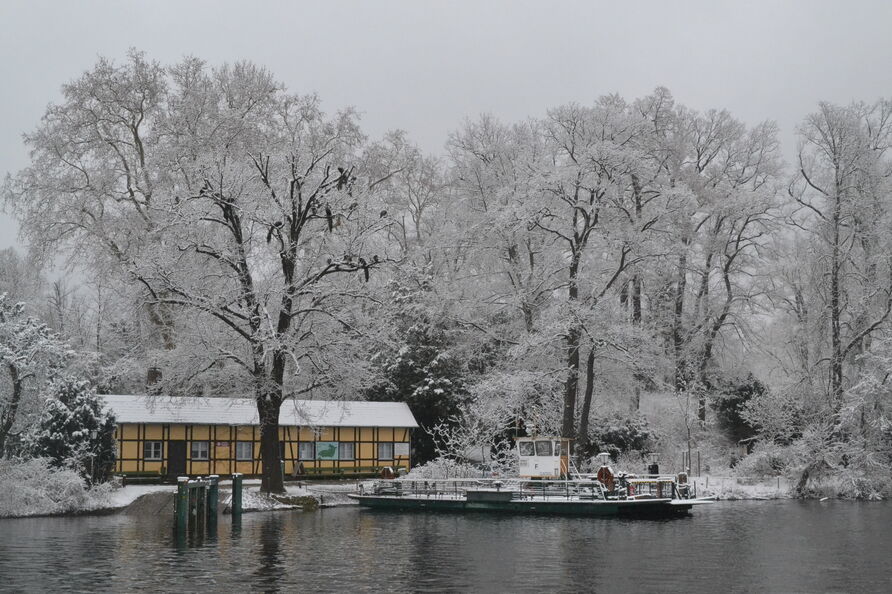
left=176, top=476, right=189, bottom=534
left=174, top=476, right=213, bottom=535
left=231, top=473, right=244, bottom=516
left=175, top=473, right=244, bottom=541
left=207, top=475, right=219, bottom=515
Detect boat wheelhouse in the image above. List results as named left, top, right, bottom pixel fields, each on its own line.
left=516, top=437, right=572, bottom=478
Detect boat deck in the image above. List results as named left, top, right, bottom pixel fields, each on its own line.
left=350, top=478, right=712, bottom=518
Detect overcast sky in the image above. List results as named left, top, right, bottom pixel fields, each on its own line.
left=3, top=0, right=892, bottom=251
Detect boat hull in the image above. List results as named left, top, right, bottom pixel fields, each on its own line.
left=348, top=494, right=700, bottom=518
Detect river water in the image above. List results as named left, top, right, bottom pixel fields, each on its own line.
left=0, top=501, right=889, bottom=592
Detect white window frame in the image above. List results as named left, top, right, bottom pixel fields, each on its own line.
left=378, top=442, right=394, bottom=460
left=191, top=441, right=209, bottom=460
left=338, top=442, right=355, bottom=461
left=299, top=442, right=315, bottom=461
left=144, top=440, right=163, bottom=461
left=235, top=441, right=254, bottom=461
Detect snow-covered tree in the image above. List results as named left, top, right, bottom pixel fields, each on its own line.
left=22, top=379, right=116, bottom=484
left=0, top=294, right=72, bottom=455
left=636, top=95, right=782, bottom=422
left=6, top=54, right=405, bottom=493
left=786, top=100, right=892, bottom=407
left=132, top=60, right=398, bottom=493
left=0, top=248, right=45, bottom=304
left=3, top=51, right=176, bottom=352
left=366, top=270, right=470, bottom=463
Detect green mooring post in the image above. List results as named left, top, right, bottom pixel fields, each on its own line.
left=208, top=475, right=219, bottom=520
left=176, top=476, right=189, bottom=532
left=194, top=480, right=206, bottom=533
left=232, top=473, right=243, bottom=516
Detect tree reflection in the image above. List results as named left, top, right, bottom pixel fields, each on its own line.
left=253, top=515, right=285, bottom=591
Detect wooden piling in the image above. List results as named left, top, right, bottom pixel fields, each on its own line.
left=176, top=476, right=189, bottom=532
left=232, top=473, right=243, bottom=516
left=207, top=475, right=219, bottom=521
left=195, top=480, right=206, bottom=533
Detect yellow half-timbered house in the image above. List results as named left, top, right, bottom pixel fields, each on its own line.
left=105, top=395, right=417, bottom=479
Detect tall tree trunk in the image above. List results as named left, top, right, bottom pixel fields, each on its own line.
left=829, top=190, right=843, bottom=407
left=562, top=327, right=580, bottom=439
left=561, top=253, right=581, bottom=439
left=697, top=347, right=712, bottom=422
left=522, top=304, right=534, bottom=333
left=631, top=273, right=642, bottom=411
left=673, top=252, right=688, bottom=392
left=793, top=285, right=810, bottom=380
left=0, top=364, right=22, bottom=455
left=576, top=347, right=596, bottom=459
left=257, top=392, right=285, bottom=494
left=697, top=260, right=734, bottom=421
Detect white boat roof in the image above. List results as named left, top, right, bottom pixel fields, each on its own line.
left=101, top=394, right=419, bottom=428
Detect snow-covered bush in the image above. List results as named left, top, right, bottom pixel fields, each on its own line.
left=0, top=457, right=115, bottom=517
left=22, top=379, right=116, bottom=483
left=406, top=457, right=500, bottom=479
left=790, top=468, right=892, bottom=501
left=733, top=442, right=792, bottom=477
left=713, top=375, right=763, bottom=442
left=584, top=413, right=654, bottom=460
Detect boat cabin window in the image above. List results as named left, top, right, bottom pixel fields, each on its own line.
left=559, top=441, right=569, bottom=456
left=535, top=440, right=553, bottom=456
left=518, top=441, right=535, bottom=456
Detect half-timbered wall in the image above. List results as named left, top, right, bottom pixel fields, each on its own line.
left=115, top=423, right=412, bottom=476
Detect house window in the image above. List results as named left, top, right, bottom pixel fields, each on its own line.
left=191, top=441, right=209, bottom=460
left=299, top=442, right=314, bottom=461
left=236, top=441, right=253, bottom=461
left=144, top=441, right=163, bottom=461
left=378, top=442, right=394, bottom=460
left=339, top=442, right=355, bottom=461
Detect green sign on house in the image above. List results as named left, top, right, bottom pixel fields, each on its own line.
left=316, top=441, right=338, bottom=460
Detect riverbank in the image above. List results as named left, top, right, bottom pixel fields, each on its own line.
left=3, top=473, right=885, bottom=519
left=112, top=480, right=351, bottom=516
left=0, top=477, right=364, bottom=519
left=224, top=481, right=358, bottom=513
left=692, top=475, right=793, bottom=500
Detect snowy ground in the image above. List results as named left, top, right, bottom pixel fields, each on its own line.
left=692, top=475, right=792, bottom=500
left=103, top=479, right=362, bottom=515
left=219, top=479, right=359, bottom=513
left=105, top=484, right=178, bottom=509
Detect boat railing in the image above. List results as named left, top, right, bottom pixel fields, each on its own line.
left=362, top=475, right=697, bottom=501
left=363, top=478, right=615, bottom=501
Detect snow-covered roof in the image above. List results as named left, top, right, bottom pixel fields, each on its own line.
left=101, top=394, right=418, bottom=428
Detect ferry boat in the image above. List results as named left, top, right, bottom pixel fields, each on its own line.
left=349, top=437, right=713, bottom=518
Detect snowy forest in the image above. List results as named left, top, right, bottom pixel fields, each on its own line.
left=3, top=51, right=892, bottom=497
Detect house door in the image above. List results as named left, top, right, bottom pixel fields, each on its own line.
left=167, top=440, right=187, bottom=478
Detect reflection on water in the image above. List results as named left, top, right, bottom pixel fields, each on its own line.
left=1, top=501, right=891, bottom=592
left=255, top=515, right=285, bottom=590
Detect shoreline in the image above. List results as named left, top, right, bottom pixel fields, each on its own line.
left=4, top=478, right=888, bottom=520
